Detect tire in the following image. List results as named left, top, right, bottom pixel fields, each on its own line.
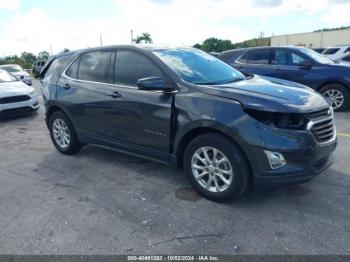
left=49, top=111, right=82, bottom=155
left=183, top=133, right=250, bottom=202
left=320, top=84, right=350, bottom=112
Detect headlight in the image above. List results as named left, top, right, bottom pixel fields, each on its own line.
left=29, top=89, right=36, bottom=96
left=245, top=108, right=308, bottom=130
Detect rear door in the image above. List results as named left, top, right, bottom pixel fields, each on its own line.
left=234, top=49, right=275, bottom=76
left=104, top=49, right=174, bottom=156
left=57, top=50, right=114, bottom=137
left=269, top=48, right=305, bottom=84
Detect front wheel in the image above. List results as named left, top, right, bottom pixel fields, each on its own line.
left=49, top=111, right=82, bottom=155
left=320, top=84, right=350, bottom=111
left=183, top=133, right=249, bottom=202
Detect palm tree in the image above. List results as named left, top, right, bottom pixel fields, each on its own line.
left=135, top=33, right=153, bottom=44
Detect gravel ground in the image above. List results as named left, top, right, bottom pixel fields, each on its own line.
left=0, top=79, right=349, bottom=255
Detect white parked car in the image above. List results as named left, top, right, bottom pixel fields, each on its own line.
left=333, top=53, right=350, bottom=65
left=0, top=69, right=39, bottom=118
left=322, top=45, right=350, bottom=60
left=0, top=64, right=32, bottom=86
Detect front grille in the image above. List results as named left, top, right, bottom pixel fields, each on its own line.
left=0, top=95, right=31, bottom=104
left=305, top=108, right=330, bottom=119
left=310, top=118, right=335, bottom=143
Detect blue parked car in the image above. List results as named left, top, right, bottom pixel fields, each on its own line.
left=219, top=46, right=350, bottom=111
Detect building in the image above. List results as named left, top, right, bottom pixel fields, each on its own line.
left=271, top=28, right=350, bottom=48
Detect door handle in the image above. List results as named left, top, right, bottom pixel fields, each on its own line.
left=274, top=67, right=281, bottom=71
left=63, top=83, right=71, bottom=89
left=107, top=91, right=122, bottom=99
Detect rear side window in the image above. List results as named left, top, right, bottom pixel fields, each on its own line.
left=323, top=48, right=340, bottom=55
left=114, top=50, right=164, bottom=86
left=247, top=50, right=269, bottom=64
left=78, top=51, right=112, bottom=83
left=345, top=47, right=350, bottom=53
left=271, top=50, right=305, bottom=66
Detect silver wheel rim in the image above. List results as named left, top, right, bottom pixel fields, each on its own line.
left=323, top=89, right=344, bottom=110
left=191, top=147, right=233, bottom=193
left=52, top=118, right=70, bottom=149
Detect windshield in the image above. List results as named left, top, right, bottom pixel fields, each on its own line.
left=0, top=65, right=22, bottom=73
left=300, top=48, right=334, bottom=64
left=0, top=70, right=18, bottom=83
left=152, top=48, right=245, bottom=85
left=323, top=48, right=340, bottom=55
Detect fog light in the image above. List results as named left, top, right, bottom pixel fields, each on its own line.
left=264, top=150, right=286, bottom=170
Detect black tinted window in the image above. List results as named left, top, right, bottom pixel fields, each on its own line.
left=323, top=48, right=340, bottom=55
left=343, top=55, right=350, bottom=62
left=78, top=51, right=112, bottom=83
left=237, top=52, right=248, bottom=63
left=248, top=50, right=269, bottom=64
left=115, top=50, right=163, bottom=86
left=272, top=50, right=304, bottom=66
left=345, top=47, right=350, bottom=53
left=66, top=57, right=80, bottom=79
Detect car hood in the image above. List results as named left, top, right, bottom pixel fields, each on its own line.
left=0, top=81, right=33, bottom=97
left=196, top=75, right=329, bottom=113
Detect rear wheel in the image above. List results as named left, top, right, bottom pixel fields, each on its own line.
left=320, top=84, right=350, bottom=111
left=183, top=133, right=249, bottom=202
left=49, top=111, right=82, bottom=155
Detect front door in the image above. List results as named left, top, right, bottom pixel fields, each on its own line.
left=104, top=50, right=173, bottom=155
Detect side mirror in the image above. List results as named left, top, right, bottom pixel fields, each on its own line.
left=137, top=77, right=173, bottom=92
left=299, top=60, right=313, bottom=69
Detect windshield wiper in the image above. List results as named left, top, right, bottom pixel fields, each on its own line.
left=194, top=78, right=245, bottom=86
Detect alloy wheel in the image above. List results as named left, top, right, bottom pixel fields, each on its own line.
left=323, top=89, right=344, bottom=110
left=52, top=118, right=71, bottom=148
left=191, top=147, right=233, bottom=193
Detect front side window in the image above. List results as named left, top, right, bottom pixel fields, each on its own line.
left=237, top=52, right=248, bottom=64
left=115, top=50, right=164, bottom=86
left=248, top=50, right=269, bottom=65
left=78, top=51, right=112, bottom=83
left=152, top=48, right=245, bottom=85
left=46, top=55, right=71, bottom=77
left=66, top=57, right=80, bottom=79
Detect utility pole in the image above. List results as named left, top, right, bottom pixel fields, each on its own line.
left=130, top=29, right=134, bottom=44
left=100, top=34, right=103, bottom=46
left=50, top=44, right=53, bottom=55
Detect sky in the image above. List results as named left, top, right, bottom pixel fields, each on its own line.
left=0, top=0, right=350, bottom=56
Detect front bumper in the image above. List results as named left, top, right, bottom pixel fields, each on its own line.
left=254, top=144, right=336, bottom=188
left=0, top=95, right=39, bottom=118
left=239, top=121, right=337, bottom=189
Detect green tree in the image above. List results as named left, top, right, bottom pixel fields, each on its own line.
left=135, top=33, right=153, bottom=44
left=38, top=51, right=50, bottom=60
left=20, top=52, right=37, bottom=68
left=193, top=37, right=271, bottom=52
